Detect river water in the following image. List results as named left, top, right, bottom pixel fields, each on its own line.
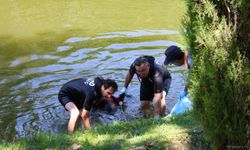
left=0, top=0, right=186, bottom=141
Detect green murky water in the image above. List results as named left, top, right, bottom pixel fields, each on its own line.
left=0, top=0, right=186, bottom=141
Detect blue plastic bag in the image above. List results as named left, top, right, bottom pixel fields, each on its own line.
left=167, top=92, right=193, bottom=117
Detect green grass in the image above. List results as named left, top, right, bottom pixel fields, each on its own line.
left=0, top=112, right=209, bottom=150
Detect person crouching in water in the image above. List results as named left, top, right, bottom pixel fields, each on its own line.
left=58, top=77, right=118, bottom=133
left=120, top=56, right=171, bottom=119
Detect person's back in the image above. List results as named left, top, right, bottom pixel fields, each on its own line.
left=153, top=62, right=171, bottom=80
left=59, top=77, right=102, bottom=110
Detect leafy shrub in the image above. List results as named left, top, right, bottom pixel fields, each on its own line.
left=183, top=0, right=250, bottom=149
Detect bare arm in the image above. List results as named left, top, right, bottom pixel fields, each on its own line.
left=183, top=50, right=190, bottom=92
left=183, top=50, right=189, bottom=69
left=124, top=71, right=133, bottom=88
left=80, top=109, right=91, bottom=129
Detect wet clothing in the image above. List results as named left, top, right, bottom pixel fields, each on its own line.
left=92, top=99, right=117, bottom=114
left=129, top=56, right=172, bottom=101
left=58, top=77, right=103, bottom=111
left=140, top=78, right=171, bottom=101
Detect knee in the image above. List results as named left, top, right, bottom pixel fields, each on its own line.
left=162, top=91, right=166, bottom=98
left=70, top=109, right=80, bottom=118
left=141, top=101, right=150, bottom=109
left=81, top=113, right=89, bottom=120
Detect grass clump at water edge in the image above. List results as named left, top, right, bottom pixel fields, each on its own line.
left=0, top=112, right=209, bottom=150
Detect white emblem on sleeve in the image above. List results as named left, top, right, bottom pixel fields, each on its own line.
left=84, top=79, right=95, bottom=86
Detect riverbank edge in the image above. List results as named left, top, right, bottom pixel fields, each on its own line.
left=0, top=112, right=210, bottom=149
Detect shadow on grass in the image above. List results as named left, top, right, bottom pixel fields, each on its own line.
left=71, top=112, right=210, bottom=149
left=0, top=112, right=210, bottom=149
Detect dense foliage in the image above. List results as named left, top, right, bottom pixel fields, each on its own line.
left=183, top=0, right=249, bottom=149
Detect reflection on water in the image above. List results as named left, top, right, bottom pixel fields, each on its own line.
left=99, top=30, right=179, bottom=37
left=9, top=54, right=60, bottom=67
left=105, top=40, right=176, bottom=50
left=0, top=0, right=185, bottom=37
left=56, top=46, right=73, bottom=52
left=65, top=30, right=179, bottom=43
left=0, top=30, right=186, bottom=141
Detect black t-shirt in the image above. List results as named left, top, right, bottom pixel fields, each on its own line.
left=129, top=56, right=171, bottom=93
left=60, top=77, right=103, bottom=111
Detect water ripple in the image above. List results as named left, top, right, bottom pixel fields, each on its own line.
left=0, top=30, right=186, bottom=141
left=64, top=30, right=180, bottom=44
left=105, top=40, right=176, bottom=50
left=99, top=29, right=179, bottom=37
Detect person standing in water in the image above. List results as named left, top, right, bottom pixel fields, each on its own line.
left=120, top=56, right=172, bottom=119
left=164, top=45, right=192, bottom=98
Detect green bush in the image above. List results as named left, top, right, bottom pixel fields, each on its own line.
left=183, top=0, right=250, bottom=149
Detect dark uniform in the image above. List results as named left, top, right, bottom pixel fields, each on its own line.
left=58, top=77, right=103, bottom=111
left=129, top=56, right=172, bottom=101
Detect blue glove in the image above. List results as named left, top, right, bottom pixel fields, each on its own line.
left=179, top=91, right=188, bottom=100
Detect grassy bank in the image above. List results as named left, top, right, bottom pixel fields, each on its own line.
left=0, top=112, right=209, bottom=150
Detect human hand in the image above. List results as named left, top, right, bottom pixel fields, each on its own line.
left=117, top=92, right=126, bottom=105
left=118, top=101, right=123, bottom=106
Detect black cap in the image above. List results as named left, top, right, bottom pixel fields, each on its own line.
left=164, top=45, right=183, bottom=65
